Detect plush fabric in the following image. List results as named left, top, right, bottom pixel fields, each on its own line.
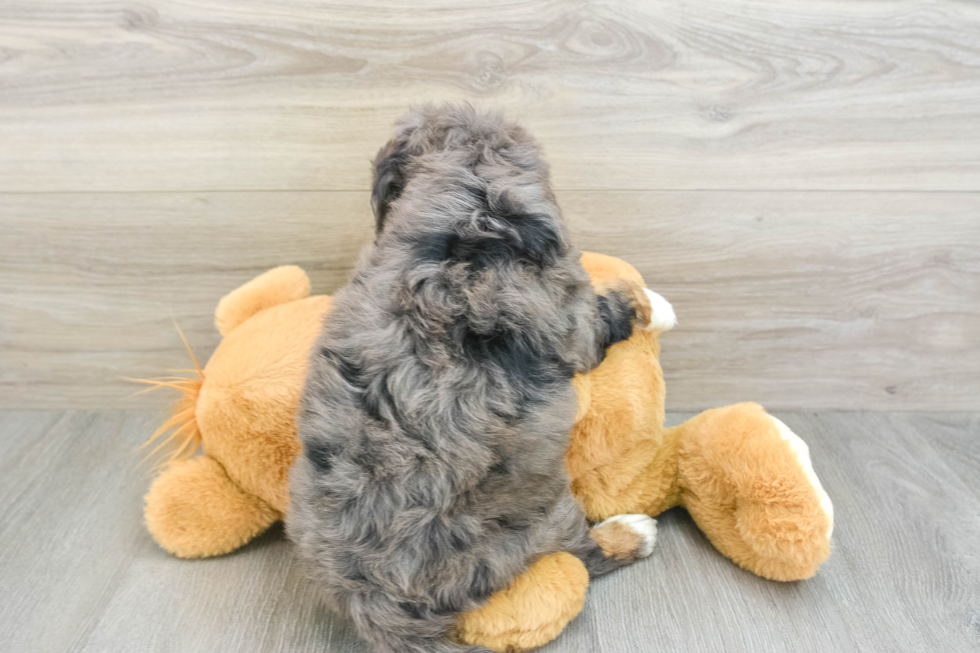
left=144, top=455, right=279, bottom=558
left=142, top=254, right=832, bottom=651
left=198, top=293, right=333, bottom=513
left=454, top=553, right=589, bottom=652
left=214, top=265, right=311, bottom=336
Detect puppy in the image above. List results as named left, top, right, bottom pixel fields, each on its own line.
left=288, top=104, right=659, bottom=653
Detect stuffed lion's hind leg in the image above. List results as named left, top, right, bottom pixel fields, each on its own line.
left=669, top=403, right=833, bottom=581
left=144, top=454, right=280, bottom=558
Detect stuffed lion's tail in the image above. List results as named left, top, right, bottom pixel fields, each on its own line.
left=129, top=321, right=204, bottom=470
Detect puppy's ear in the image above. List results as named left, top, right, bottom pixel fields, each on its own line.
left=371, top=139, right=407, bottom=234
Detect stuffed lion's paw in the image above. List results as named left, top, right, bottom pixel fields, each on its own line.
left=456, top=552, right=589, bottom=652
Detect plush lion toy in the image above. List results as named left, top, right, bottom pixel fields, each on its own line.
left=140, top=252, right=832, bottom=652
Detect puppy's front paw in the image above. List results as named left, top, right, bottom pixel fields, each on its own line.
left=641, top=288, right=676, bottom=332
left=590, top=514, right=658, bottom=561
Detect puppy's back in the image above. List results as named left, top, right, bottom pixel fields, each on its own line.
left=288, top=104, right=597, bottom=653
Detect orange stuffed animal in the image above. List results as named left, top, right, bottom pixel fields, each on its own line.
left=142, top=252, right=832, bottom=652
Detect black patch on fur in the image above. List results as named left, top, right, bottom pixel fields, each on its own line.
left=450, top=214, right=561, bottom=270
left=363, top=377, right=395, bottom=425
left=445, top=231, right=506, bottom=271
left=494, top=188, right=564, bottom=267
left=322, top=347, right=429, bottom=446
left=500, top=212, right=563, bottom=268
left=449, top=529, right=471, bottom=553
left=422, top=518, right=474, bottom=557
left=330, top=351, right=367, bottom=393
left=596, top=290, right=637, bottom=350
left=458, top=328, right=575, bottom=418
left=432, top=598, right=461, bottom=616
left=488, top=460, right=508, bottom=475
left=406, top=230, right=453, bottom=264
left=338, top=552, right=368, bottom=582
left=398, top=601, right=428, bottom=620
left=305, top=440, right=340, bottom=474
left=489, top=513, right=530, bottom=530
left=318, top=346, right=366, bottom=393
left=403, top=188, right=563, bottom=271
left=468, top=559, right=495, bottom=601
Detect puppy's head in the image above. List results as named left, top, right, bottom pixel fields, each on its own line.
left=371, top=104, right=567, bottom=271
left=371, top=103, right=525, bottom=234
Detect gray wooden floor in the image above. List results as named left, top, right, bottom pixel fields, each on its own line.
left=1, top=410, right=977, bottom=652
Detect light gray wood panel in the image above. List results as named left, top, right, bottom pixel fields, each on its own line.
left=2, top=1, right=980, bottom=192
left=564, top=190, right=980, bottom=411
left=2, top=191, right=978, bottom=410
left=1, top=411, right=978, bottom=652
left=0, top=192, right=376, bottom=409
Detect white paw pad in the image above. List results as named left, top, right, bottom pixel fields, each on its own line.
left=642, top=289, right=677, bottom=332
left=597, top=514, right=658, bottom=558
left=770, top=416, right=835, bottom=541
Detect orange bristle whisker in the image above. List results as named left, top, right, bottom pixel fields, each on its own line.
left=131, top=374, right=200, bottom=383
left=173, top=318, right=204, bottom=378
left=126, top=380, right=197, bottom=398
left=139, top=406, right=195, bottom=450
left=142, top=419, right=196, bottom=463
left=143, top=422, right=200, bottom=470
left=149, top=428, right=200, bottom=472
left=140, top=430, right=182, bottom=465
left=163, top=430, right=200, bottom=467
left=130, top=321, right=205, bottom=470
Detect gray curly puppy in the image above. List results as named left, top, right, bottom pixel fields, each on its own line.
left=287, top=104, right=658, bottom=653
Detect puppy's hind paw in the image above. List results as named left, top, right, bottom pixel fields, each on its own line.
left=591, top=514, right=658, bottom=561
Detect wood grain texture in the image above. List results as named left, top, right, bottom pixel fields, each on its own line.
left=2, top=0, right=979, bottom=409
left=1, top=0, right=980, bottom=192
left=2, top=191, right=977, bottom=410
left=0, top=192, right=376, bottom=408
left=1, top=410, right=978, bottom=652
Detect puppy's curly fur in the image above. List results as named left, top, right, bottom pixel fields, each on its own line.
left=287, top=104, right=651, bottom=653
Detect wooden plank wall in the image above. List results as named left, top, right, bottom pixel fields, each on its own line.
left=1, top=0, right=978, bottom=410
